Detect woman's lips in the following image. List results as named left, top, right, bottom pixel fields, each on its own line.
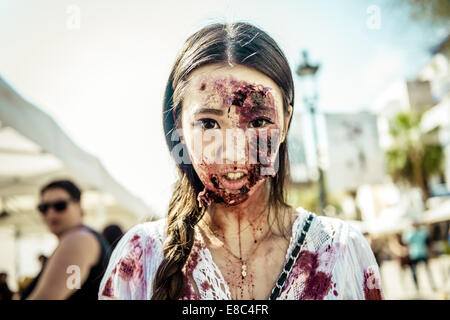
left=219, top=173, right=248, bottom=190
left=216, top=166, right=248, bottom=175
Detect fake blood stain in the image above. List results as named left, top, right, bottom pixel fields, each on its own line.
left=201, top=280, right=211, bottom=291
left=282, top=249, right=336, bottom=300
left=118, top=234, right=143, bottom=282
left=102, top=277, right=114, bottom=297
left=180, top=278, right=201, bottom=300
left=363, top=268, right=382, bottom=300
left=197, top=163, right=262, bottom=208
left=180, top=241, right=203, bottom=300
left=103, top=234, right=154, bottom=298
left=185, top=241, right=202, bottom=275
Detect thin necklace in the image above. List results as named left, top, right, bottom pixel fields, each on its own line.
left=200, top=219, right=272, bottom=279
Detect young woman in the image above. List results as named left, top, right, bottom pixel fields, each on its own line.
left=99, top=22, right=384, bottom=300
left=24, top=180, right=111, bottom=300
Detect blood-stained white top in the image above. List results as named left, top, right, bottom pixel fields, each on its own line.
left=98, top=207, right=384, bottom=300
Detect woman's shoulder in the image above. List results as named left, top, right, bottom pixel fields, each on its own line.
left=112, top=218, right=168, bottom=256
left=99, top=218, right=168, bottom=300
left=125, top=218, right=168, bottom=243
left=291, top=207, right=383, bottom=299
left=293, top=206, right=365, bottom=249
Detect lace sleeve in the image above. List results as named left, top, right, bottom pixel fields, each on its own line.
left=98, top=223, right=163, bottom=300
left=340, top=223, right=384, bottom=300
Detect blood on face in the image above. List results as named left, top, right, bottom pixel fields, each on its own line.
left=187, top=76, right=283, bottom=208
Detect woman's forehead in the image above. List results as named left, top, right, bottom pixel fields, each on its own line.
left=183, top=64, right=283, bottom=112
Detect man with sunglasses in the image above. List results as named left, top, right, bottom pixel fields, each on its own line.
left=23, top=180, right=111, bottom=300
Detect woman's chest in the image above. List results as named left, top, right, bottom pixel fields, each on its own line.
left=205, top=239, right=290, bottom=300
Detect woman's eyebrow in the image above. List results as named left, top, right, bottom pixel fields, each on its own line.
left=251, top=105, right=274, bottom=113
left=192, top=107, right=224, bottom=116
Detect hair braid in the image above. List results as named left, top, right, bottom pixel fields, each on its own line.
left=151, top=172, right=205, bottom=300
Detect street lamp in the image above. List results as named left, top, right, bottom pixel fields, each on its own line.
left=296, top=51, right=320, bottom=77
left=296, top=50, right=327, bottom=215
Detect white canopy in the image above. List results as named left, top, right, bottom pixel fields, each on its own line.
left=0, top=75, right=159, bottom=289
left=422, top=197, right=450, bottom=225
left=0, top=75, right=155, bottom=230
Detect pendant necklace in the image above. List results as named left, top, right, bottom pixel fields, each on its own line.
left=200, top=220, right=272, bottom=278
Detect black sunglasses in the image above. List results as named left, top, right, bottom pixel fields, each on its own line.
left=37, top=199, right=73, bottom=215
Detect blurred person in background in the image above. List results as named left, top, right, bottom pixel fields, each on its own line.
left=446, top=226, right=450, bottom=254
left=363, top=232, right=386, bottom=290
left=102, top=224, right=124, bottom=251
left=388, top=233, right=411, bottom=291
left=363, top=232, right=384, bottom=267
left=402, top=222, right=436, bottom=293
left=23, top=180, right=111, bottom=300
left=0, top=272, right=13, bottom=300
left=429, top=223, right=446, bottom=257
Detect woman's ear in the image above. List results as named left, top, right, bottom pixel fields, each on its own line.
left=280, top=104, right=293, bottom=143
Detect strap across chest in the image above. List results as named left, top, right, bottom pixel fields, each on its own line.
left=268, top=212, right=315, bottom=300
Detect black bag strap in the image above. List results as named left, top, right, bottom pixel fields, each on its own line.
left=268, top=212, right=315, bottom=300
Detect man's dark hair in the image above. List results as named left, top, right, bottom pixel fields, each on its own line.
left=40, top=180, right=82, bottom=202
left=102, top=224, right=124, bottom=250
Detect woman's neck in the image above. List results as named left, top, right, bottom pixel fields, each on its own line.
left=200, top=181, right=272, bottom=256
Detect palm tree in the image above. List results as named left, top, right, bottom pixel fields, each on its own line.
left=385, top=111, right=445, bottom=200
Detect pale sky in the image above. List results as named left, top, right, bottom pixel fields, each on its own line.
left=0, top=0, right=447, bottom=217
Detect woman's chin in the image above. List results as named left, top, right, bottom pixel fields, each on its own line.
left=220, top=179, right=266, bottom=206
left=222, top=194, right=249, bottom=206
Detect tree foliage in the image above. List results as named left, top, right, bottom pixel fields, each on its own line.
left=385, top=111, right=445, bottom=199
left=402, top=0, right=450, bottom=25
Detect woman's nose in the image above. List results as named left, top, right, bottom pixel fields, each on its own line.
left=218, top=128, right=247, bottom=165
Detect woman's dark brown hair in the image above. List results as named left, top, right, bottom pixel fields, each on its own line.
left=152, top=22, right=295, bottom=300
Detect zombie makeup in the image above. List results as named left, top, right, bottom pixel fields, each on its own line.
left=184, top=75, right=283, bottom=208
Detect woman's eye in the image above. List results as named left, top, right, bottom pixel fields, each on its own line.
left=195, top=118, right=220, bottom=130
left=248, top=117, right=273, bottom=128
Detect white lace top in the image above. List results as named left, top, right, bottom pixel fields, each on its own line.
left=98, top=207, right=384, bottom=300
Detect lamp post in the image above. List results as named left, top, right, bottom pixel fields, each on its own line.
left=296, top=50, right=327, bottom=215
